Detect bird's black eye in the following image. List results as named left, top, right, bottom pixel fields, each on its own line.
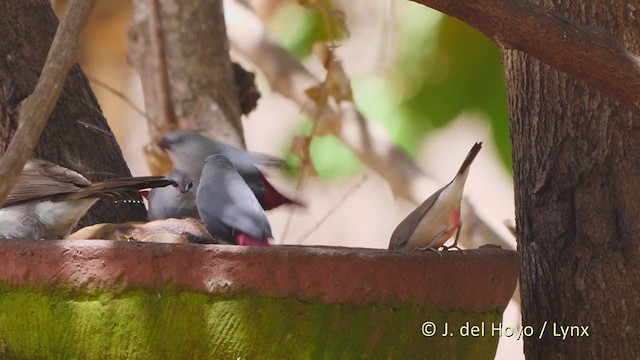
left=184, top=181, right=193, bottom=191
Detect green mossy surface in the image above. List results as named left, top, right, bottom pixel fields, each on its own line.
left=0, top=284, right=502, bottom=359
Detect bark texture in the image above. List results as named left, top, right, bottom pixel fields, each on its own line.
left=128, top=0, right=244, bottom=147
left=0, top=0, right=148, bottom=226
left=505, top=0, right=640, bottom=358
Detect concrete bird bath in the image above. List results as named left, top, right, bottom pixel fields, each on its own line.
left=0, top=240, right=519, bottom=359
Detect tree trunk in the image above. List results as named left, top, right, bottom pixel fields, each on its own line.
left=505, top=0, right=640, bottom=358
left=0, top=0, right=148, bottom=226
left=128, top=0, right=244, bottom=151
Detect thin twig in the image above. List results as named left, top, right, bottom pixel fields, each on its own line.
left=76, top=120, right=117, bottom=138
left=0, top=0, right=98, bottom=206
left=296, top=174, right=368, bottom=243
left=86, top=74, right=147, bottom=119
left=279, top=170, right=308, bottom=243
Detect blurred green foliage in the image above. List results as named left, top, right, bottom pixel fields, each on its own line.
left=284, top=119, right=362, bottom=179
left=270, top=1, right=346, bottom=59
left=271, top=1, right=510, bottom=179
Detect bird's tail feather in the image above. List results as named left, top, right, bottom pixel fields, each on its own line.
left=456, top=142, right=483, bottom=176
left=56, top=177, right=176, bottom=201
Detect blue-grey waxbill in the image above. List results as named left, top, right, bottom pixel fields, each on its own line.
left=388, top=142, right=482, bottom=251
left=196, top=154, right=272, bottom=246
left=159, top=130, right=301, bottom=210
left=0, top=159, right=175, bottom=240
left=147, top=169, right=199, bottom=221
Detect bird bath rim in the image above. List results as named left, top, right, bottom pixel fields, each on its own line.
left=0, top=240, right=519, bottom=312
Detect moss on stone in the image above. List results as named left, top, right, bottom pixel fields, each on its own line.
left=0, top=284, right=502, bottom=359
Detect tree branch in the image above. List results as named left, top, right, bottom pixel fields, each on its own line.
left=0, top=0, right=97, bottom=206
left=410, top=0, right=640, bottom=111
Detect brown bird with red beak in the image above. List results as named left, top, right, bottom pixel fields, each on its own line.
left=389, top=142, right=482, bottom=251
left=0, top=159, right=175, bottom=240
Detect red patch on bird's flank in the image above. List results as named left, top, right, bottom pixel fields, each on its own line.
left=259, top=172, right=303, bottom=210
left=450, top=208, right=461, bottom=226
left=139, top=190, right=150, bottom=199
left=441, top=208, right=462, bottom=241
left=235, top=232, right=271, bottom=246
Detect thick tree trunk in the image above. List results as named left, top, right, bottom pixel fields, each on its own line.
left=128, top=0, right=244, bottom=148
left=505, top=0, right=640, bottom=358
left=0, top=0, right=148, bottom=226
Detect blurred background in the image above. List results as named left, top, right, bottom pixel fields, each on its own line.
left=62, top=0, right=521, bottom=357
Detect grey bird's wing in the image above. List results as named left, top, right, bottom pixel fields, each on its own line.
left=197, top=155, right=272, bottom=240
left=218, top=145, right=285, bottom=174
left=161, top=131, right=285, bottom=181
left=388, top=187, right=444, bottom=249
left=3, top=159, right=91, bottom=206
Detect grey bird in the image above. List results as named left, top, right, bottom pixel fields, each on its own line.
left=0, top=159, right=175, bottom=240
left=159, top=130, right=301, bottom=210
left=147, top=169, right=199, bottom=221
left=196, top=154, right=272, bottom=246
left=389, top=142, right=482, bottom=251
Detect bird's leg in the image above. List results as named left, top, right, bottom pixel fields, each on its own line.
left=416, top=245, right=439, bottom=252
left=415, top=245, right=442, bottom=259
left=443, top=222, right=463, bottom=252
left=419, top=227, right=450, bottom=252
left=416, top=227, right=448, bottom=258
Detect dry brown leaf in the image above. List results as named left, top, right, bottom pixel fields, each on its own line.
left=313, top=42, right=333, bottom=69
left=308, top=42, right=353, bottom=105
left=330, top=9, right=350, bottom=38
left=314, top=109, right=341, bottom=136
left=291, top=135, right=309, bottom=159
left=326, top=59, right=353, bottom=103
left=304, top=84, right=329, bottom=107
left=290, top=135, right=318, bottom=177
